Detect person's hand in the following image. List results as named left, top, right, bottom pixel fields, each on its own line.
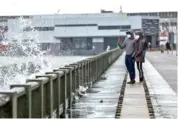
left=117, top=37, right=120, bottom=43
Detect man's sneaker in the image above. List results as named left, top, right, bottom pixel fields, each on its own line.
left=127, top=80, right=135, bottom=84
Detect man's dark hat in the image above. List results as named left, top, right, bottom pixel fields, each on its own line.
left=126, top=31, right=132, bottom=35
left=126, top=30, right=133, bottom=35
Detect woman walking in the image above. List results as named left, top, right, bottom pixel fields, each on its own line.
left=134, top=32, right=146, bottom=82
left=118, top=31, right=136, bottom=84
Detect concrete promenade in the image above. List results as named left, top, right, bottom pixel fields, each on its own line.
left=144, top=51, right=177, bottom=119
left=146, top=51, right=177, bottom=92
left=69, top=51, right=177, bottom=118
left=120, top=51, right=177, bottom=118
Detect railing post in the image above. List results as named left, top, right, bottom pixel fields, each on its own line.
left=86, top=60, right=90, bottom=86
left=69, top=63, right=80, bottom=90
left=96, top=56, right=99, bottom=79
left=59, top=67, right=73, bottom=110
left=94, top=57, right=97, bottom=82
left=79, top=60, right=90, bottom=86
left=92, top=58, right=96, bottom=82
left=103, top=55, right=106, bottom=72
left=100, top=56, right=102, bottom=75
left=10, top=84, right=32, bottom=118
left=0, top=91, right=18, bottom=118
left=11, top=92, right=18, bottom=118
left=84, top=61, right=87, bottom=86
left=88, top=59, right=92, bottom=86
left=46, top=72, right=61, bottom=118
left=76, top=65, right=80, bottom=89
left=66, top=65, right=77, bottom=92
left=80, top=62, right=84, bottom=86
left=77, top=61, right=86, bottom=86
left=36, top=75, right=53, bottom=118
left=26, top=79, right=45, bottom=118
left=54, top=68, right=67, bottom=118
left=79, top=61, right=85, bottom=86
left=99, top=56, right=102, bottom=75
left=97, top=57, right=100, bottom=78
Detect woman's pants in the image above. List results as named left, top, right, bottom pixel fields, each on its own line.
left=136, top=61, right=144, bottom=79
left=125, top=55, right=135, bottom=81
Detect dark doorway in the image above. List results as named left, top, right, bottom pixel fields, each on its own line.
left=145, top=35, right=152, bottom=44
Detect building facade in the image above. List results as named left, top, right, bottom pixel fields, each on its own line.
left=0, top=13, right=159, bottom=55
left=127, top=11, right=177, bottom=46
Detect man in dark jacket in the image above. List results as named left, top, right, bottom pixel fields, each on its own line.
left=134, top=32, right=146, bottom=82
left=165, top=41, right=172, bottom=54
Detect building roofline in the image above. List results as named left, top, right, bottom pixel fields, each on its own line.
left=0, top=11, right=177, bottom=18
left=0, top=12, right=122, bottom=17
left=126, top=11, right=177, bottom=14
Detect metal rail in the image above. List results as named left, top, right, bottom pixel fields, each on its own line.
left=115, top=72, right=155, bottom=119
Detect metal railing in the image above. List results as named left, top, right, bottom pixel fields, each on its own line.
left=0, top=48, right=123, bottom=118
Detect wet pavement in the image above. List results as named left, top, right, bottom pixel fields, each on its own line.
left=69, top=53, right=126, bottom=118
left=146, top=51, right=177, bottom=93
left=68, top=51, right=177, bottom=118
left=144, top=58, right=177, bottom=119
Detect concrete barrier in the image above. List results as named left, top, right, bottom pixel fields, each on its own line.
left=0, top=48, right=123, bottom=118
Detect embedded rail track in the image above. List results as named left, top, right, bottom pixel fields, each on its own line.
left=115, top=72, right=155, bottom=119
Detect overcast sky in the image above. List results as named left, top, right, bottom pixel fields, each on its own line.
left=0, top=0, right=178, bottom=15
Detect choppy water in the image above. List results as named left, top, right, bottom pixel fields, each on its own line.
left=0, top=56, right=88, bottom=90
left=0, top=17, right=90, bottom=90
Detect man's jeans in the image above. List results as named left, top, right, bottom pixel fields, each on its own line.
left=125, top=55, right=135, bottom=80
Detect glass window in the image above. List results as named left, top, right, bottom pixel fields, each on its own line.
left=55, top=24, right=97, bottom=27
left=173, top=12, right=177, bottom=17
left=120, top=25, right=131, bottom=29
left=35, top=27, right=54, bottom=31
left=23, top=27, right=33, bottom=31
left=23, top=27, right=54, bottom=31
left=74, top=38, right=88, bottom=49
left=98, top=25, right=131, bottom=30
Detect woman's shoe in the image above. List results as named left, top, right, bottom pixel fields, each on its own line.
left=127, top=80, right=135, bottom=84
left=140, top=77, right=144, bottom=82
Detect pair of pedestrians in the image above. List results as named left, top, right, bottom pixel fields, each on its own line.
left=118, top=31, right=147, bottom=84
